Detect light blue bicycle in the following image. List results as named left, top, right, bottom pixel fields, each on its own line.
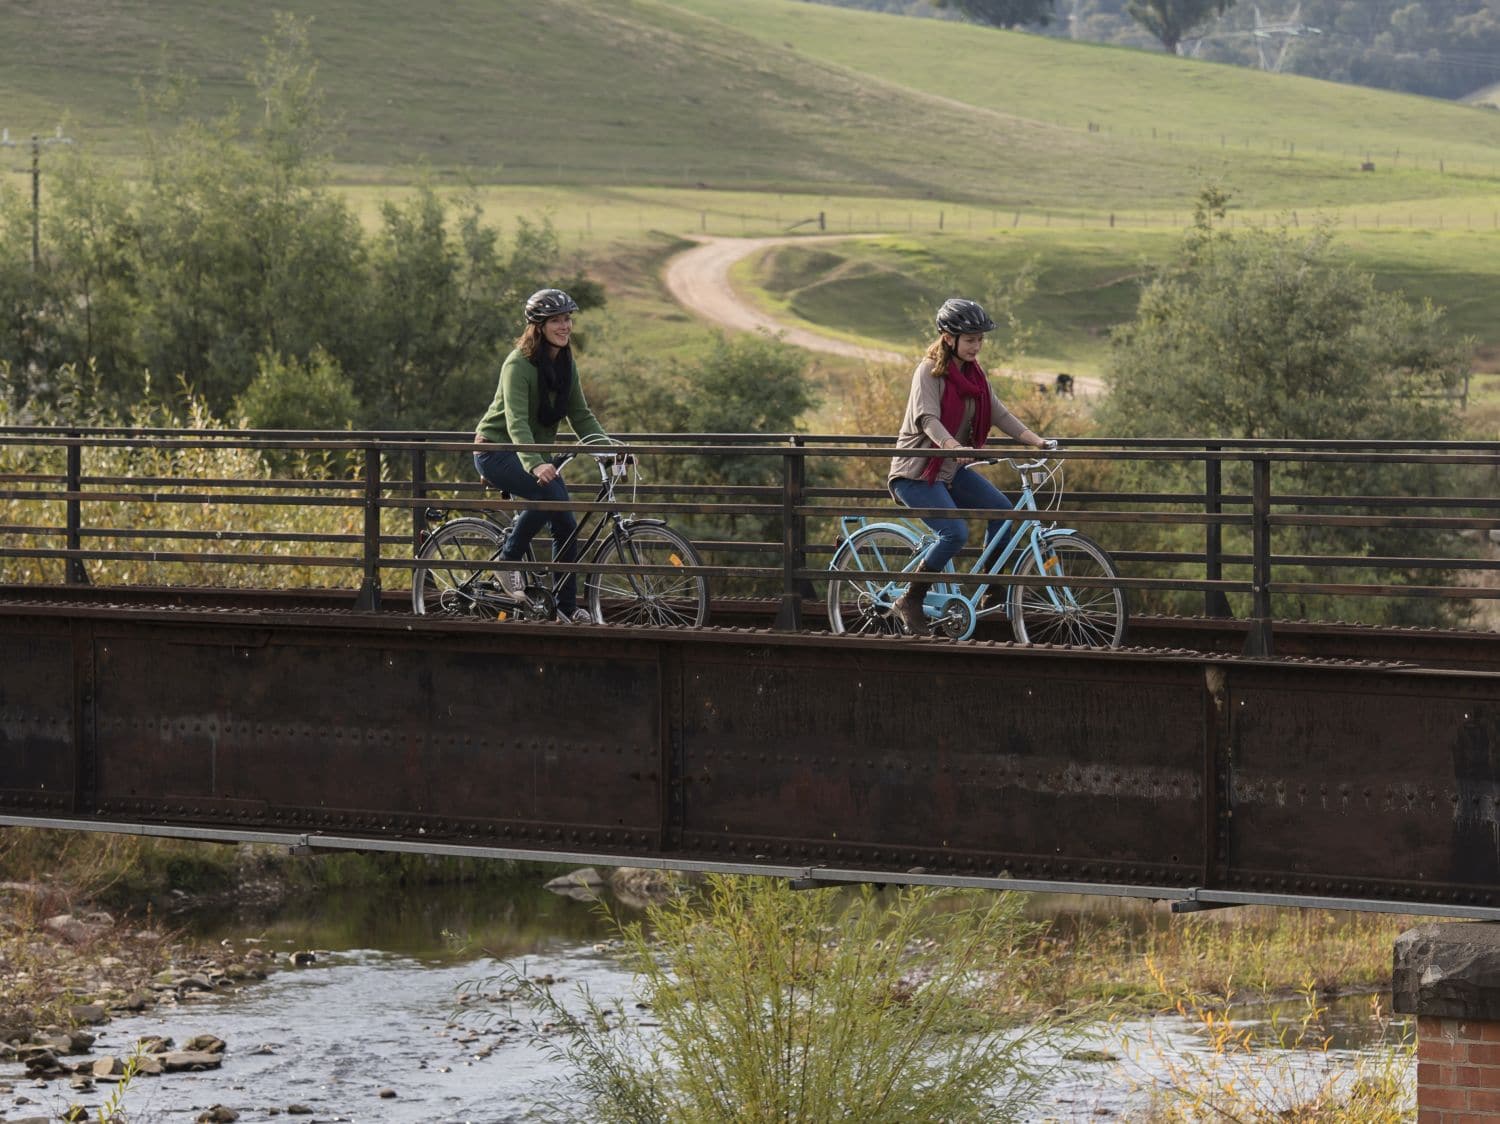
left=826, top=457, right=1128, bottom=646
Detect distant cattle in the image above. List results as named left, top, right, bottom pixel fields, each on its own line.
left=1054, top=373, right=1075, bottom=398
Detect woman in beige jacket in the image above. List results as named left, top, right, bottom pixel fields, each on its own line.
left=886, top=298, right=1056, bottom=635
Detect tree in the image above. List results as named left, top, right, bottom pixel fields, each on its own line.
left=932, top=0, right=1057, bottom=27
left=1125, top=0, right=1235, bottom=52
left=1097, top=187, right=1474, bottom=625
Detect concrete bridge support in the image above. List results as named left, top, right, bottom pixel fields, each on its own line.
left=1394, top=923, right=1500, bottom=1119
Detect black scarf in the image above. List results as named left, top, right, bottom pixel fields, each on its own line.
left=533, top=344, right=573, bottom=427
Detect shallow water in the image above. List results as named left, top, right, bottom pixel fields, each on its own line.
left=0, top=886, right=1411, bottom=1123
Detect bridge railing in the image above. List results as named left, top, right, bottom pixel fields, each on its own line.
left=2, top=426, right=1499, bottom=652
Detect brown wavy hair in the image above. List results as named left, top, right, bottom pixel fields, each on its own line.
left=515, top=322, right=547, bottom=359
left=923, top=334, right=957, bottom=376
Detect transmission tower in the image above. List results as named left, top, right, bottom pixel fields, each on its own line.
left=1250, top=3, right=1321, bottom=72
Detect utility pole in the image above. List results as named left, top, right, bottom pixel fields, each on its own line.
left=1, top=126, right=74, bottom=271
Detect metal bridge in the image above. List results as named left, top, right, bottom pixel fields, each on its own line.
left=3, top=427, right=1500, bottom=920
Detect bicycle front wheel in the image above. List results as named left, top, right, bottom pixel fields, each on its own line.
left=412, top=517, right=508, bottom=617
left=587, top=523, right=709, bottom=628
left=826, top=524, right=922, bottom=636
left=1009, top=531, right=1128, bottom=648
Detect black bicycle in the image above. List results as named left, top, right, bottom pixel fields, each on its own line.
left=411, top=445, right=709, bottom=628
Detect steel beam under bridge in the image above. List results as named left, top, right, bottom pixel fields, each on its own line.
left=4, top=596, right=1500, bottom=920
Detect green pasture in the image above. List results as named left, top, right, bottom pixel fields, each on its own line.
left=334, top=181, right=1500, bottom=383
left=669, top=0, right=1500, bottom=176
left=731, top=224, right=1500, bottom=378
left=3, top=0, right=1498, bottom=214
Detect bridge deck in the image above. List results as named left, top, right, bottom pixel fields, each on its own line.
left=5, top=585, right=1499, bottom=920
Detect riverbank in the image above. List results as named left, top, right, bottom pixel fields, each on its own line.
left=1, top=831, right=1423, bottom=1120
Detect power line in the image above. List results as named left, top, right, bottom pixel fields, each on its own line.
left=1, top=126, right=75, bottom=271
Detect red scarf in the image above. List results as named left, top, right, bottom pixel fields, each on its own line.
left=922, top=359, right=992, bottom=482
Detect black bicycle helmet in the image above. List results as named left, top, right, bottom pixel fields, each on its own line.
left=935, top=297, right=996, bottom=337
left=524, top=288, right=580, bottom=324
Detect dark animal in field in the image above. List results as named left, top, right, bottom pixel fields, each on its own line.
left=1054, top=373, right=1075, bottom=398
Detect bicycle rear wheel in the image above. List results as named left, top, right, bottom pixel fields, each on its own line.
left=587, top=523, right=709, bottom=628
left=1008, top=531, right=1128, bottom=648
left=826, top=525, right=922, bottom=636
left=412, top=518, right=512, bottom=617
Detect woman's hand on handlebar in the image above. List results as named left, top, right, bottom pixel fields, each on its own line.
left=533, top=460, right=560, bottom=485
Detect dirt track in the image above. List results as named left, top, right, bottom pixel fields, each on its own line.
left=661, top=235, right=1105, bottom=395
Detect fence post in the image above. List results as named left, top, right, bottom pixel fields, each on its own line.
left=773, top=438, right=806, bottom=631
left=1203, top=446, right=1230, bottom=617
left=65, top=434, right=90, bottom=586
left=355, top=443, right=382, bottom=611
left=1243, top=456, right=1273, bottom=656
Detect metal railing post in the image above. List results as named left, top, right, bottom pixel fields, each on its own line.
left=773, top=438, right=806, bottom=631
left=355, top=443, right=382, bottom=611
left=1204, top=445, right=1230, bottom=617
left=410, top=444, right=428, bottom=551
left=1243, top=455, right=1273, bottom=656
left=65, top=434, right=90, bottom=585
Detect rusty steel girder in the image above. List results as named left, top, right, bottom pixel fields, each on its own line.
left=3, top=592, right=1500, bottom=916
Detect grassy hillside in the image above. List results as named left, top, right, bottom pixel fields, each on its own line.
left=2, top=0, right=1497, bottom=212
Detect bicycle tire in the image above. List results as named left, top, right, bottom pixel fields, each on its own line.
left=1008, top=531, right=1128, bottom=648
left=826, top=524, right=923, bottom=636
left=412, top=517, right=514, bottom=617
left=586, top=523, right=709, bottom=628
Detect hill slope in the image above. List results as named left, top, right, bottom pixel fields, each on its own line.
left=0, top=0, right=1495, bottom=210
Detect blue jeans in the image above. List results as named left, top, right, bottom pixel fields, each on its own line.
left=889, top=467, right=1014, bottom=573
left=474, top=449, right=580, bottom=613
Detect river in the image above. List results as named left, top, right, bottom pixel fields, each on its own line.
left=0, top=883, right=1410, bottom=1123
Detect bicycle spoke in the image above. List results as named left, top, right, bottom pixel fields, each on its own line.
left=588, top=524, right=708, bottom=628
left=827, top=526, right=922, bottom=636
left=1009, top=532, right=1127, bottom=648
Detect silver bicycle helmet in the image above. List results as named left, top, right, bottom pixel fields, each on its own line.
left=524, top=288, right=580, bottom=324
left=935, top=297, right=996, bottom=336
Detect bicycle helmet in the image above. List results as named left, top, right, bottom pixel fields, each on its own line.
left=524, top=288, right=580, bottom=324
left=935, top=297, right=996, bottom=337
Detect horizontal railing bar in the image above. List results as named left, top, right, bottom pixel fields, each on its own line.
left=6, top=424, right=1500, bottom=452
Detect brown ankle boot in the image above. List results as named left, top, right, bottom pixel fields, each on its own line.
left=892, top=566, right=935, bottom=635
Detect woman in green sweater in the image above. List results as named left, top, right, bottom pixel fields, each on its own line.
left=473, top=288, right=609, bottom=623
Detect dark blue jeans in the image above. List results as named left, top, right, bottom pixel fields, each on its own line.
left=474, top=449, right=580, bottom=614
left=889, top=467, right=1014, bottom=573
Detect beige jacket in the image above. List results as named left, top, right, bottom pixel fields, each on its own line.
left=888, top=358, right=1032, bottom=486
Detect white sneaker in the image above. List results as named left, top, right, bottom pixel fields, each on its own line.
left=561, top=608, right=594, bottom=624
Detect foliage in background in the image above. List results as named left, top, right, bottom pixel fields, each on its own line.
left=602, top=332, right=821, bottom=596
left=479, top=875, right=1057, bottom=1124
left=1095, top=186, right=1476, bottom=626
left=0, top=16, right=598, bottom=430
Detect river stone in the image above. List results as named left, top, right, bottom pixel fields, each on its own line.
left=185, top=1034, right=226, bottom=1054
left=287, top=1105, right=314, bottom=1115
left=545, top=867, right=605, bottom=891
left=66, top=1030, right=96, bottom=1053
left=92, top=1056, right=127, bottom=1077
left=69, top=1003, right=108, bottom=1026
left=136, top=1034, right=173, bottom=1053
left=196, top=1105, right=238, bottom=1122
left=162, top=1049, right=224, bottom=1072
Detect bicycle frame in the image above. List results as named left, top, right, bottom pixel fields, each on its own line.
left=420, top=452, right=635, bottom=617
left=832, top=459, right=1082, bottom=632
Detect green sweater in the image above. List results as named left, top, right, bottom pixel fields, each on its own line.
left=475, top=347, right=606, bottom=471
